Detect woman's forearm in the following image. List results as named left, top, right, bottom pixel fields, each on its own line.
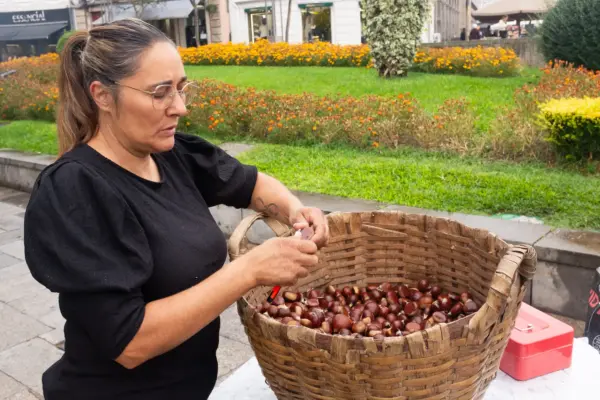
left=116, top=257, right=254, bottom=369
left=249, top=172, right=303, bottom=225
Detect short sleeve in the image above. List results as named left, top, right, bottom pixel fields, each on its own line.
left=23, top=160, right=153, bottom=360
left=173, top=133, right=258, bottom=208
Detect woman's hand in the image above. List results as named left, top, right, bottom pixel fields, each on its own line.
left=243, top=236, right=319, bottom=287
left=289, top=206, right=329, bottom=249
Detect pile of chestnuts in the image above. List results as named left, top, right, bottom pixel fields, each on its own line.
left=253, top=280, right=480, bottom=340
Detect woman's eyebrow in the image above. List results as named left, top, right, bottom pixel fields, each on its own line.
left=146, top=76, right=188, bottom=90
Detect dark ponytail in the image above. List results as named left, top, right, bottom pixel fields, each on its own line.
left=56, top=18, right=172, bottom=156
left=57, top=31, right=96, bottom=157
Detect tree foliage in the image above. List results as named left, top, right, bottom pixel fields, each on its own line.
left=540, top=0, right=600, bottom=71
left=363, top=0, right=430, bottom=78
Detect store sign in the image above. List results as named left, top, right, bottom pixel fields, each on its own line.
left=0, top=8, right=70, bottom=25
left=12, top=11, right=46, bottom=24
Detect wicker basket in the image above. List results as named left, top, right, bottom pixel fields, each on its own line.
left=228, top=211, right=537, bottom=400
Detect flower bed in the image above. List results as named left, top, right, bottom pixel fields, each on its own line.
left=412, top=46, right=521, bottom=77
left=179, top=40, right=372, bottom=67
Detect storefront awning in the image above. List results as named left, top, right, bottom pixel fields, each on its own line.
left=0, top=21, right=67, bottom=42
left=94, top=0, right=194, bottom=25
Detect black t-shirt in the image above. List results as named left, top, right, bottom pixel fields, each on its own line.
left=23, top=133, right=258, bottom=400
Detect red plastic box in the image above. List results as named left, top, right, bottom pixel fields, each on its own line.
left=499, top=302, right=574, bottom=381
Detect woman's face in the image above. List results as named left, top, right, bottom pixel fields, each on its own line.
left=102, top=41, right=189, bottom=155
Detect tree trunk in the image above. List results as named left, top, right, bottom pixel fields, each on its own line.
left=285, top=0, right=292, bottom=42
left=194, top=5, right=200, bottom=46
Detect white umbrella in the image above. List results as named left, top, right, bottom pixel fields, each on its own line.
left=472, top=0, right=554, bottom=17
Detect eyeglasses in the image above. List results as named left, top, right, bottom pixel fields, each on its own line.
left=110, top=80, right=200, bottom=110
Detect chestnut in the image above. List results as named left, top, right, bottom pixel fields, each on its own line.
left=363, top=310, right=375, bottom=320
left=398, top=285, right=411, bottom=299
left=448, top=293, right=460, bottom=302
left=325, top=285, right=336, bottom=295
left=379, top=306, right=390, bottom=318
left=405, top=322, right=422, bottom=333
left=449, top=303, right=463, bottom=317
left=359, top=287, right=368, bottom=294
left=432, top=311, right=448, bottom=324
left=411, top=291, right=423, bottom=302
left=300, top=318, right=313, bottom=327
left=418, top=295, right=433, bottom=310
left=364, top=301, right=380, bottom=316
left=389, top=303, right=402, bottom=315
left=306, top=298, right=320, bottom=308
left=337, top=296, right=347, bottom=306
left=380, top=282, right=392, bottom=292
left=283, top=291, right=299, bottom=302
left=307, top=312, right=323, bottom=328
left=331, top=305, right=345, bottom=315
left=361, top=292, right=371, bottom=303
left=342, top=286, right=353, bottom=298
left=370, top=289, right=383, bottom=302
left=319, top=298, right=331, bottom=309
left=392, top=319, right=405, bottom=332
left=383, top=327, right=395, bottom=337
left=339, top=328, right=352, bottom=336
left=386, top=291, right=399, bottom=305
left=348, top=294, right=359, bottom=305
left=308, top=289, right=321, bottom=299
left=287, top=320, right=300, bottom=327
left=368, top=322, right=383, bottom=331
left=386, top=313, right=398, bottom=323
left=412, top=315, right=424, bottom=326
left=334, top=289, right=343, bottom=298
left=379, top=298, right=389, bottom=308
left=352, top=321, right=367, bottom=334
left=292, top=313, right=302, bottom=322
left=430, top=300, right=442, bottom=313
left=278, top=306, right=291, bottom=318
left=375, top=317, right=387, bottom=326
left=368, top=330, right=383, bottom=338
left=430, top=285, right=442, bottom=299
left=353, top=286, right=361, bottom=295
left=417, top=279, right=430, bottom=293
left=463, top=299, right=478, bottom=314
left=404, top=301, right=419, bottom=317
left=350, top=310, right=363, bottom=322
left=438, top=294, right=452, bottom=311
left=362, top=317, right=372, bottom=325
left=281, top=316, right=294, bottom=324
left=332, top=314, right=353, bottom=333
left=397, top=314, right=409, bottom=323
left=460, top=292, right=472, bottom=304
left=268, top=305, right=279, bottom=317
left=272, top=296, right=285, bottom=306
left=321, top=321, right=333, bottom=334
left=291, top=303, right=305, bottom=316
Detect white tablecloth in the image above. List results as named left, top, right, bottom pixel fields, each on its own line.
left=209, top=338, right=600, bottom=399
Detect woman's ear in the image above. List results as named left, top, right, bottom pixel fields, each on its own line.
left=89, top=80, right=114, bottom=112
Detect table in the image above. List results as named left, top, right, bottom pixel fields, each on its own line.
left=209, top=338, right=599, bottom=399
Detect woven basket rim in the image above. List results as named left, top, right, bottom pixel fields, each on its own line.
left=229, top=210, right=537, bottom=356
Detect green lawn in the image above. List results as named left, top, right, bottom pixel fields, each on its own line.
left=237, top=143, right=600, bottom=231
left=185, top=66, right=541, bottom=129
left=5, top=120, right=598, bottom=231
left=0, top=121, right=224, bottom=155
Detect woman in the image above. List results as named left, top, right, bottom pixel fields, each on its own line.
left=23, top=18, right=329, bottom=400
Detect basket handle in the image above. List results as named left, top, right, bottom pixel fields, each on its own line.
left=467, top=244, right=537, bottom=345
left=228, top=212, right=293, bottom=259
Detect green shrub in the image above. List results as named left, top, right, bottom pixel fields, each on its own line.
left=540, top=97, right=600, bottom=160
left=56, top=30, right=76, bottom=54
left=540, top=0, right=600, bottom=71
left=363, top=0, right=430, bottom=78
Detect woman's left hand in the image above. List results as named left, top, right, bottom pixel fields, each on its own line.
left=289, top=207, right=329, bottom=249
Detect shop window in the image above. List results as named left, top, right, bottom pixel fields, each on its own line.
left=247, top=11, right=272, bottom=42
left=301, top=4, right=332, bottom=43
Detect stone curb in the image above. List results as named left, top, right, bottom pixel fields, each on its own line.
left=2, top=146, right=599, bottom=321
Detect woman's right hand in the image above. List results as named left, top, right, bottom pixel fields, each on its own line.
left=241, top=237, right=319, bottom=287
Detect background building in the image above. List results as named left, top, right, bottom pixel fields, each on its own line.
left=0, top=0, right=73, bottom=60
left=228, top=0, right=362, bottom=45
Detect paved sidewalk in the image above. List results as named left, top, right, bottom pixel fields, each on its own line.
left=0, top=187, right=255, bottom=399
